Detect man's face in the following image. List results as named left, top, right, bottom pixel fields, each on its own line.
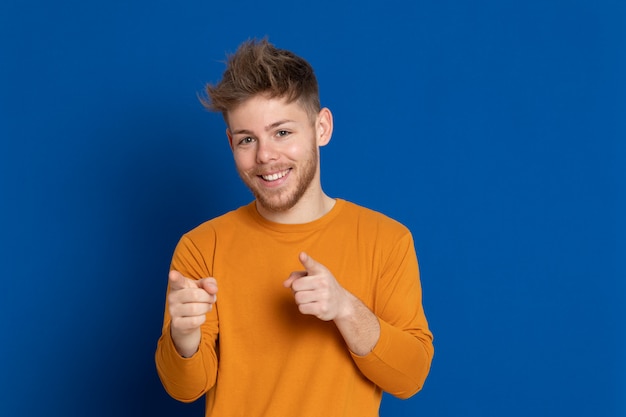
left=226, top=95, right=321, bottom=213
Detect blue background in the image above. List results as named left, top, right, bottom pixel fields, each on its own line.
left=1, top=0, right=624, bottom=416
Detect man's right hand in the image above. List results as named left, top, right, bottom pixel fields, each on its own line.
left=167, top=270, right=218, bottom=358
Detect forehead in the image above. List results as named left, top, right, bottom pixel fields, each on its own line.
left=226, top=95, right=312, bottom=130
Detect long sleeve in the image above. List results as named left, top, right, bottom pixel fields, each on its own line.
left=155, top=234, right=220, bottom=402
left=154, top=200, right=433, bottom=415
left=350, top=232, right=434, bottom=398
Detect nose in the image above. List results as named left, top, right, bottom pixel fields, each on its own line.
left=256, top=139, right=279, bottom=164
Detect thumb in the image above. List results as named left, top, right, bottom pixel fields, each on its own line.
left=299, top=251, right=323, bottom=273
left=168, top=270, right=197, bottom=290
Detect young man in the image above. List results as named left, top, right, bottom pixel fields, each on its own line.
left=155, top=39, right=434, bottom=417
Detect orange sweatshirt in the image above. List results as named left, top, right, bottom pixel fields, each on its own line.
left=155, top=199, right=433, bottom=417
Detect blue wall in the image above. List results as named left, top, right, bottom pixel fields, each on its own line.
left=1, top=1, right=624, bottom=416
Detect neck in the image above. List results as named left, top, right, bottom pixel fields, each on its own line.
left=256, top=193, right=335, bottom=224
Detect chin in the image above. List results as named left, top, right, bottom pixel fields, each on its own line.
left=256, top=195, right=299, bottom=213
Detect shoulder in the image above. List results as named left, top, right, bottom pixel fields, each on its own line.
left=338, top=200, right=411, bottom=236
left=184, top=202, right=255, bottom=240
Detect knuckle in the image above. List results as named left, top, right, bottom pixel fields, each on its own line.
left=167, top=292, right=178, bottom=305
left=168, top=303, right=181, bottom=318
left=188, top=303, right=205, bottom=316
left=294, top=293, right=303, bottom=304
left=189, top=290, right=203, bottom=302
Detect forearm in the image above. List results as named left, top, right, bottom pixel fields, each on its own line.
left=351, top=319, right=433, bottom=399
left=333, top=292, right=380, bottom=356
left=157, top=235, right=220, bottom=401
left=334, top=291, right=433, bottom=397
left=155, top=322, right=218, bottom=402
left=170, top=327, right=202, bottom=358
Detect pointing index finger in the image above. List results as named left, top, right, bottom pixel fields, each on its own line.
left=199, top=278, right=218, bottom=295
left=283, top=270, right=307, bottom=288
left=299, top=251, right=323, bottom=273
left=168, top=270, right=200, bottom=290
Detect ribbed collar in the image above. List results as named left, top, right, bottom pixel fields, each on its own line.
left=243, top=199, right=346, bottom=234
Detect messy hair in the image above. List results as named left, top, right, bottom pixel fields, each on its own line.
left=201, top=38, right=320, bottom=121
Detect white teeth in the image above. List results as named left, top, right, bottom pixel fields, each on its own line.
left=262, top=170, right=288, bottom=181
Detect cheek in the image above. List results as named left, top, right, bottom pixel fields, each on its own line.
left=233, top=150, right=255, bottom=171
left=284, top=141, right=312, bottom=159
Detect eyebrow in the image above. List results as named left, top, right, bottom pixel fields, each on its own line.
left=230, top=119, right=295, bottom=136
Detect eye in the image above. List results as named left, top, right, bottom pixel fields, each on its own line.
left=276, top=130, right=290, bottom=138
left=238, top=136, right=255, bottom=145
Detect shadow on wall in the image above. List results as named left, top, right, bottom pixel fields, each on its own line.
left=54, top=106, right=241, bottom=416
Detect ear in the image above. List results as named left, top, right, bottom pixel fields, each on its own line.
left=226, top=128, right=234, bottom=150
left=316, top=107, right=333, bottom=147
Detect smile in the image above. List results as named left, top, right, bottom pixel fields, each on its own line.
left=261, top=169, right=290, bottom=182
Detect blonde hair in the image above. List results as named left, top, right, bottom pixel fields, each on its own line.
left=201, top=38, right=320, bottom=121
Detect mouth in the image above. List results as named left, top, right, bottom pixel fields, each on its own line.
left=260, top=168, right=291, bottom=182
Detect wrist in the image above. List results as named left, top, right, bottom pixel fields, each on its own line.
left=170, top=327, right=201, bottom=358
